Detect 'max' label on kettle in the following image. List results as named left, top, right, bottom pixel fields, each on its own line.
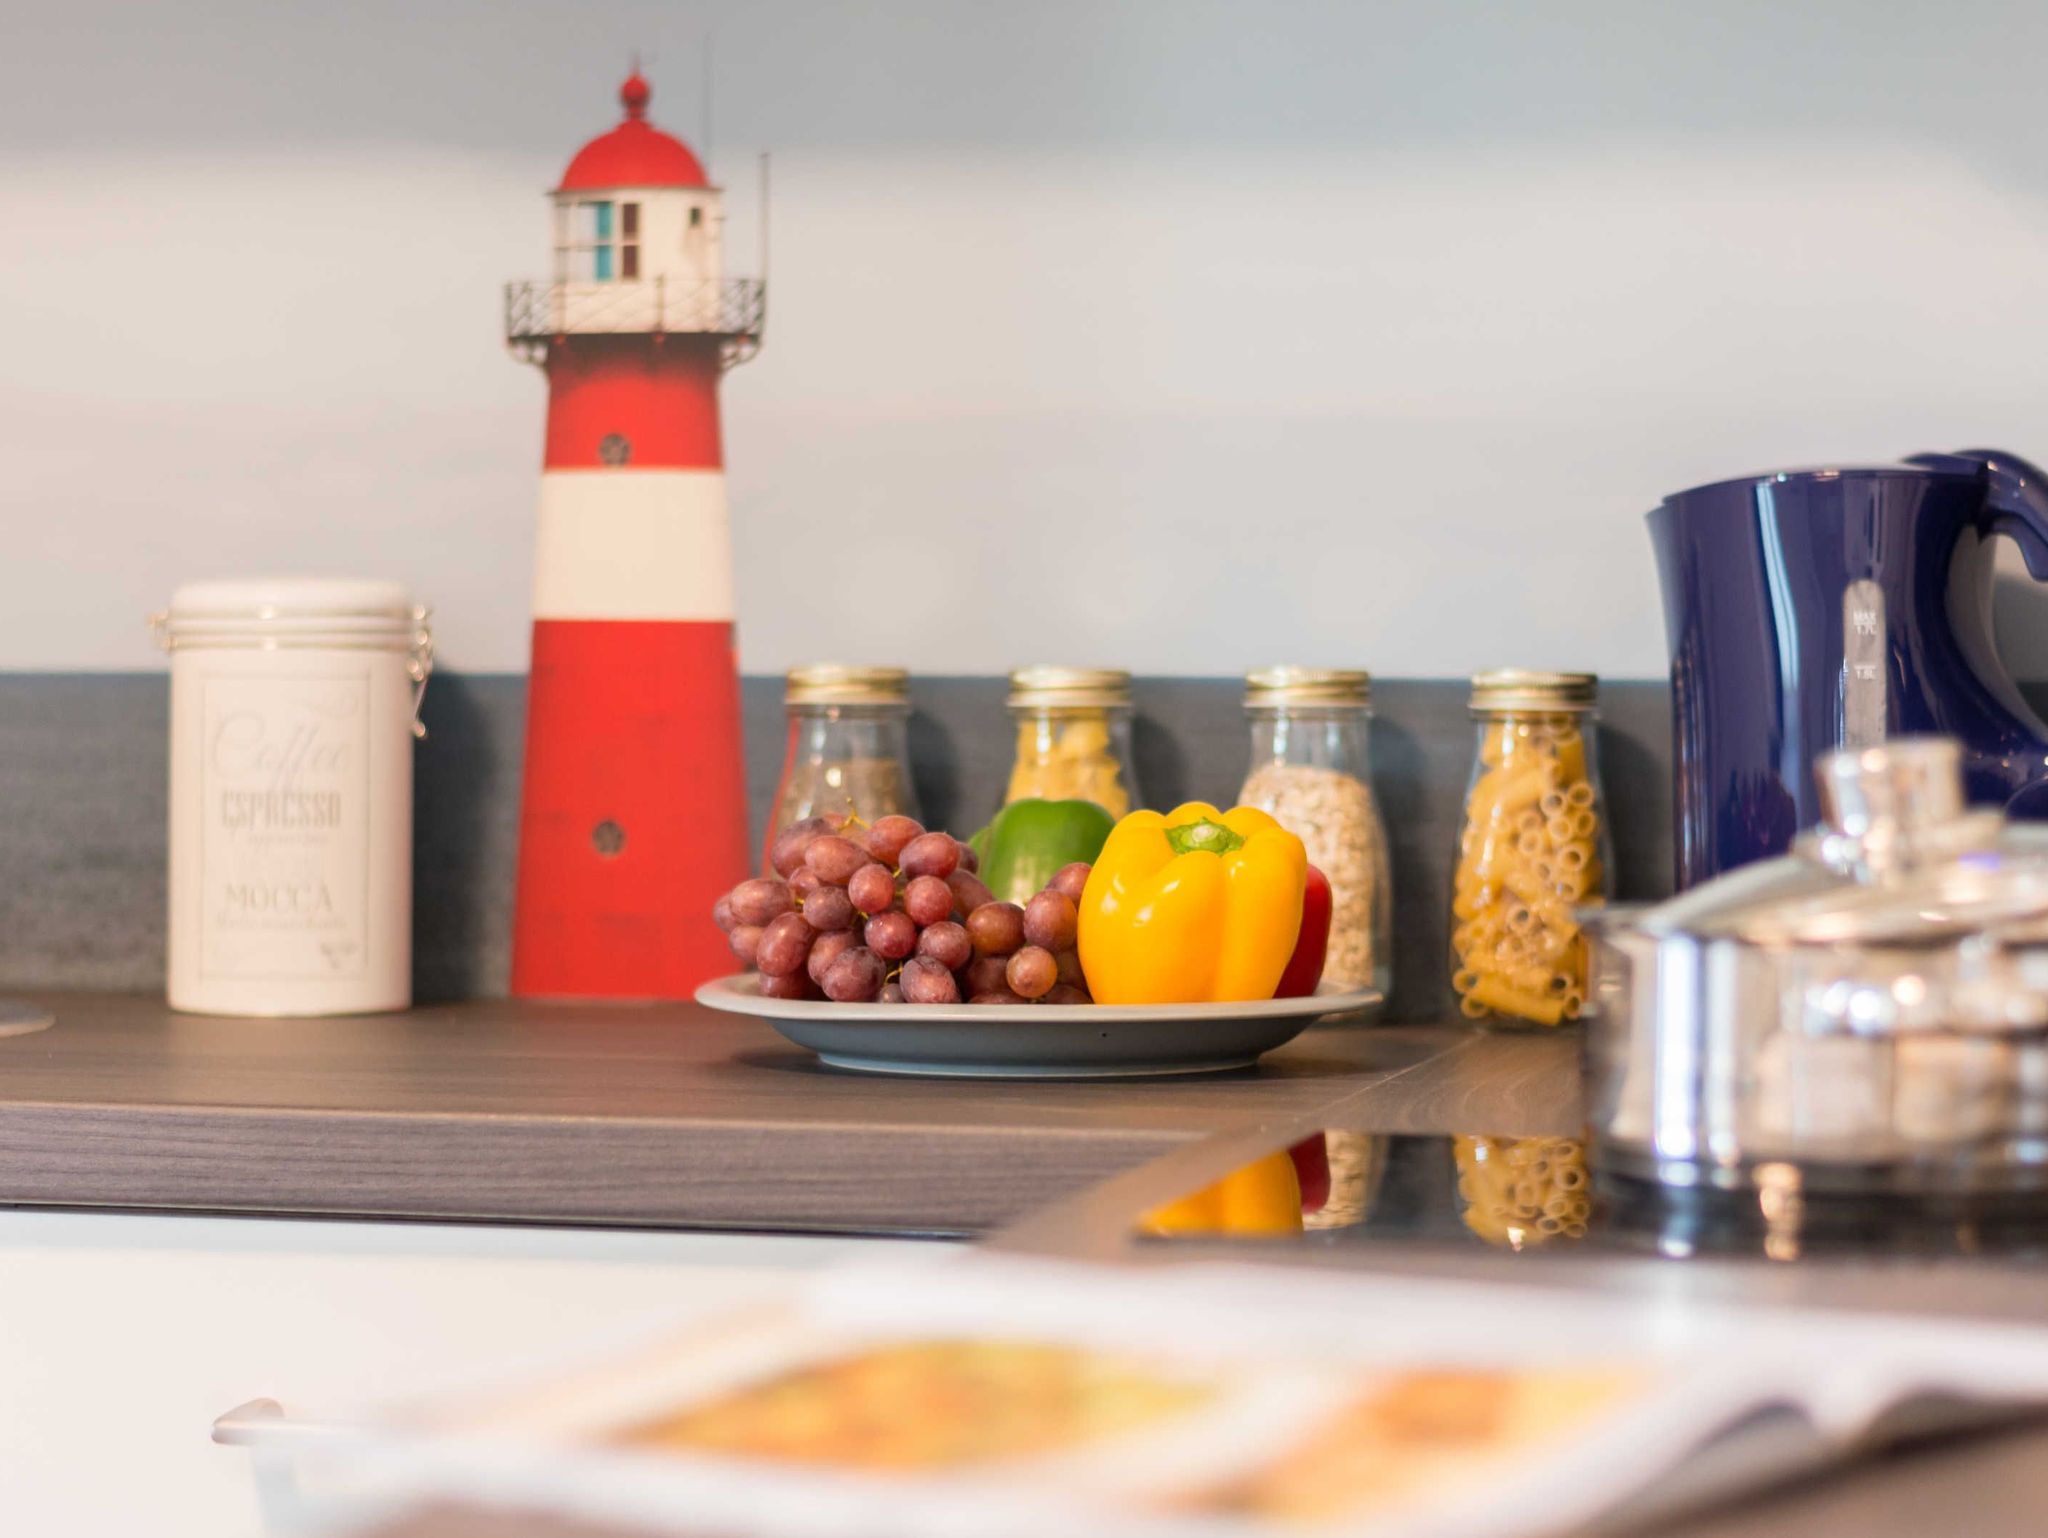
left=198, top=674, right=371, bottom=980
left=1841, top=579, right=1888, bottom=748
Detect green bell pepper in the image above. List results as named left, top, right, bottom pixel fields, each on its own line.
left=970, top=798, right=1117, bottom=905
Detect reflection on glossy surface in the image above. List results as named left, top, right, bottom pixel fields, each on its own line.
left=1138, top=1149, right=1304, bottom=1237
left=1133, top=1130, right=2048, bottom=1260
left=1305, top=1131, right=1387, bottom=1231
left=1453, top=1135, right=1591, bottom=1251
left=1137, top=1134, right=1395, bottom=1238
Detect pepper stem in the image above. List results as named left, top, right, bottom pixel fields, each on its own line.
left=1164, top=817, right=1245, bottom=856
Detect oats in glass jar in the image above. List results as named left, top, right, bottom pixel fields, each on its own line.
left=1238, top=762, right=1386, bottom=993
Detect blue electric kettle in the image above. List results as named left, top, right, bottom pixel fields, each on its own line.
left=1649, top=449, right=2048, bottom=887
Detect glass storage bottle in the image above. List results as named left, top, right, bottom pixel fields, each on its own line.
left=1450, top=670, right=1610, bottom=1030
left=1002, top=666, right=1139, bottom=818
left=1236, top=668, right=1391, bottom=1000
left=765, top=666, right=918, bottom=868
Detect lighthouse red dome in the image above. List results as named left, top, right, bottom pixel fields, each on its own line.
left=556, top=71, right=707, bottom=191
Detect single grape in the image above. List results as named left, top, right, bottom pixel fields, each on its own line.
left=904, top=874, right=954, bottom=927
left=1042, top=983, right=1091, bottom=1006
left=770, top=816, right=836, bottom=878
left=970, top=989, right=1026, bottom=1006
left=712, top=894, right=738, bottom=932
left=755, top=912, right=816, bottom=976
left=865, top=910, right=919, bottom=962
left=728, top=924, right=764, bottom=968
left=899, top=955, right=962, bottom=1004
left=878, top=980, right=905, bottom=1004
left=804, top=835, right=868, bottom=886
left=915, top=919, right=972, bottom=971
left=1022, top=890, right=1078, bottom=951
left=807, top=928, right=861, bottom=986
left=847, top=862, right=897, bottom=916
left=898, top=832, right=961, bottom=880
left=759, top=970, right=818, bottom=1001
left=822, top=946, right=887, bottom=1002
left=963, top=954, right=1013, bottom=995
left=802, top=886, right=857, bottom=933
left=789, top=866, right=824, bottom=901
left=861, top=814, right=925, bottom=866
left=966, top=901, right=1026, bottom=957
left=953, top=838, right=980, bottom=874
left=946, top=870, right=995, bottom=918
left=1055, top=948, right=1086, bottom=989
left=730, top=877, right=795, bottom=927
left=1006, top=945, right=1057, bottom=1000
left=1049, top=862, right=1092, bottom=903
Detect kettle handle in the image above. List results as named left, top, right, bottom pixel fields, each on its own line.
left=1908, top=448, right=2048, bottom=579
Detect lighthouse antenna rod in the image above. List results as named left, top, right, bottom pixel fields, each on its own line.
left=702, top=31, right=715, bottom=169
left=759, top=151, right=771, bottom=289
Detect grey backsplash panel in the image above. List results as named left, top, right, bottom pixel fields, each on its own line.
left=0, top=675, right=1675, bottom=1021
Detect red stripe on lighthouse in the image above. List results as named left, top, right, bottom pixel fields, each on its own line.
left=512, top=618, right=749, bottom=998
left=542, top=335, right=725, bottom=470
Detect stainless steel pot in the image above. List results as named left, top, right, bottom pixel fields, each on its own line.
left=1590, top=737, right=2048, bottom=1197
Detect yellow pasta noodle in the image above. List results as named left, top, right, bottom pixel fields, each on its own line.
left=1467, top=976, right=1565, bottom=1025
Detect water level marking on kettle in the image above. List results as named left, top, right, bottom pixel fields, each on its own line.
left=1841, top=579, right=1887, bottom=749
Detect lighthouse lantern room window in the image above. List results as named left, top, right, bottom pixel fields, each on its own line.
left=559, top=200, right=640, bottom=282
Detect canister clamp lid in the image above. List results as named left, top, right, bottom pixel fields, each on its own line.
left=149, top=577, right=433, bottom=739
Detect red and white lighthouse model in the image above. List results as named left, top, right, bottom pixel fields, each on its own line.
left=505, top=70, right=763, bottom=998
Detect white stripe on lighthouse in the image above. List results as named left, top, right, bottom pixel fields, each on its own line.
left=532, top=469, right=735, bottom=621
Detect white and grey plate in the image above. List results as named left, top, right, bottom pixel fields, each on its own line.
left=695, top=974, right=1381, bottom=1078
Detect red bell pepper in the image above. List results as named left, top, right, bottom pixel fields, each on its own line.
left=1288, top=1134, right=1331, bottom=1214
left=1274, top=863, right=1332, bottom=998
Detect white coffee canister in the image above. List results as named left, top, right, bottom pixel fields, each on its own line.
left=154, top=578, right=432, bottom=1016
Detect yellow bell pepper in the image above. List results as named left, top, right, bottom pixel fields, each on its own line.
left=1139, top=1151, right=1304, bottom=1236
left=1077, top=802, right=1307, bottom=1005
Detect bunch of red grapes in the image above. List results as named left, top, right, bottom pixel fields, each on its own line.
left=712, top=814, right=1094, bottom=1006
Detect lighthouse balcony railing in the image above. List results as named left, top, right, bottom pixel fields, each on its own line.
left=504, top=277, right=766, bottom=348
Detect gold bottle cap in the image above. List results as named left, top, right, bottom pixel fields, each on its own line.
left=1007, top=666, right=1131, bottom=710
left=784, top=665, right=910, bottom=707
left=1244, top=666, right=1371, bottom=709
left=1468, top=669, right=1598, bottom=714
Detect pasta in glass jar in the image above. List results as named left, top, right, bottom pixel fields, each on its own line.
left=1002, top=666, right=1139, bottom=818
left=1449, top=671, right=1610, bottom=1029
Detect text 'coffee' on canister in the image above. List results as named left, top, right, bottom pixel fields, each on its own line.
left=153, top=578, right=432, bottom=1016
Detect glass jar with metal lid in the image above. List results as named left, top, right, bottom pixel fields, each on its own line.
left=1236, top=667, right=1391, bottom=998
left=766, top=666, right=918, bottom=866
left=1003, top=666, right=1138, bottom=818
left=1450, top=670, right=1611, bottom=1030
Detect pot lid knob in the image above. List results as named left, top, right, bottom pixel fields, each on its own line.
left=1816, top=737, right=1965, bottom=838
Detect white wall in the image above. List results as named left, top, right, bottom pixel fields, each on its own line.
left=8, top=2, right=2048, bottom=677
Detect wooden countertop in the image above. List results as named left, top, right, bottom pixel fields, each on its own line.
left=0, top=993, right=1455, bottom=1233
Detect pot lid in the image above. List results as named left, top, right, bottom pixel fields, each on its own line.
left=1630, top=739, right=2048, bottom=947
